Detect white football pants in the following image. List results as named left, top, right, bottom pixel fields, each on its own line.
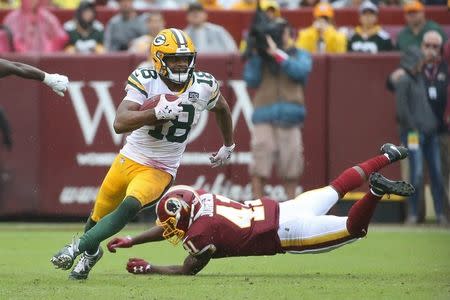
left=277, top=186, right=359, bottom=254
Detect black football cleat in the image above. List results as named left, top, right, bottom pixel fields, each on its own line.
left=369, top=173, right=415, bottom=196
left=380, top=143, right=408, bottom=162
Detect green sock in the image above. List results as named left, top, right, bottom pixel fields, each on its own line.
left=84, top=217, right=97, bottom=233
left=78, top=197, right=142, bottom=254
left=83, top=217, right=97, bottom=255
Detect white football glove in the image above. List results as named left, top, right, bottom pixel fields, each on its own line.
left=43, top=73, right=69, bottom=97
left=209, top=144, right=235, bottom=168
left=154, top=96, right=183, bottom=120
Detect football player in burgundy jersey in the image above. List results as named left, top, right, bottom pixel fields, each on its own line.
left=108, top=144, right=414, bottom=276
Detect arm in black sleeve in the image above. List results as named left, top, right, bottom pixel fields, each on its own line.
left=394, top=77, right=415, bottom=130
left=0, top=108, right=12, bottom=150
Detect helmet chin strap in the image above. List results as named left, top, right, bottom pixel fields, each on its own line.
left=188, top=198, right=201, bottom=228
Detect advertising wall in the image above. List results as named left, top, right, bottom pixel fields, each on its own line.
left=0, top=53, right=401, bottom=217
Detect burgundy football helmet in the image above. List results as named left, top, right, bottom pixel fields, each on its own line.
left=156, top=185, right=201, bottom=245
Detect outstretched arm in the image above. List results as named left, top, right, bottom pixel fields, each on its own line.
left=0, top=58, right=69, bottom=96
left=126, top=251, right=213, bottom=276
left=107, top=226, right=165, bottom=252
left=0, top=58, right=44, bottom=80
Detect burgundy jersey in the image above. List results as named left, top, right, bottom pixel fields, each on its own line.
left=182, top=194, right=283, bottom=258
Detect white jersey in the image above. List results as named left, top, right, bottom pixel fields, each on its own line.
left=120, top=68, right=220, bottom=177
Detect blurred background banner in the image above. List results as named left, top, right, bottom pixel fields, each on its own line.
left=0, top=53, right=403, bottom=218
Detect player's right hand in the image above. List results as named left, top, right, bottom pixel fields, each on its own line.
left=107, top=236, right=133, bottom=253
left=126, top=258, right=151, bottom=274
left=154, top=97, right=183, bottom=120
left=43, top=73, right=69, bottom=97
left=209, top=144, right=235, bottom=168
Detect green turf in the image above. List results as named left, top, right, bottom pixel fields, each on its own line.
left=0, top=223, right=449, bottom=300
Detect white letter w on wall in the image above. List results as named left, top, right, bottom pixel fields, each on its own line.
left=68, top=81, right=122, bottom=145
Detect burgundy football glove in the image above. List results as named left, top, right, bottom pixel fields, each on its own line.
left=107, top=236, right=133, bottom=253
left=127, top=258, right=151, bottom=274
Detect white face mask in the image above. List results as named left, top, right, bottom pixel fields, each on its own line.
left=166, top=68, right=190, bottom=84
left=162, top=54, right=196, bottom=84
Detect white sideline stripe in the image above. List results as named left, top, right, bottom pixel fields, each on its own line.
left=76, top=152, right=252, bottom=166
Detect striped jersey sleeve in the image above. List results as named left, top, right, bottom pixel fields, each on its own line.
left=206, top=75, right=221, bottom=110
left=124, top=69, right=148, bottom=105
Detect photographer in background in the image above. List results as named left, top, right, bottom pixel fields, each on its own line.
left=243, top=11, right=312, bottom=200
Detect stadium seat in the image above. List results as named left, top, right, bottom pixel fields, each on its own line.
left=383, top=25, right=403, bottom=45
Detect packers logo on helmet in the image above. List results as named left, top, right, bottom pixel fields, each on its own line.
left=153, top=34, right=166, bottom=46
left=151, top=28, right=196, bottom=84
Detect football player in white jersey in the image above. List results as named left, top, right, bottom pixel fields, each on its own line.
left=0, top=58, right=69, bottom=96
left=51, top=28, right=235, bottom=280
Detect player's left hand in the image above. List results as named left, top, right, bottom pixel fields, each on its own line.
left=126, top=258, right=151, bottom=275
left=209, top=143, right=235, bottom=168
left=43, top=73, right=69, bottom=97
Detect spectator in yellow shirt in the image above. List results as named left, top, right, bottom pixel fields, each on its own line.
left=295, top=2, right=347, bottom=54
left=52, top=0, right=82, bottom=9
left=0, top=0, right=19, bottom=9
left=198, top=0, right=223, bottom=9
left=231, top=0, right=257, bottom=10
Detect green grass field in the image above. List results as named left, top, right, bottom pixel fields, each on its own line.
left=0, top=223, right=449, bottom=300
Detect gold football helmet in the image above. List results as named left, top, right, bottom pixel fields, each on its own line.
left=150, top=28, right=196, bottom=84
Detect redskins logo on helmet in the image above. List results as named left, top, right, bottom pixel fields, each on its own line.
left=150, top=28, right=196, bottom=84
left=156, top=185, right=200, bottom=245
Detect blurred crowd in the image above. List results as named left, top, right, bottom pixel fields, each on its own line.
left=0, top=0, right=448, bottom=55
left=0, top=0, right=448, bottom=10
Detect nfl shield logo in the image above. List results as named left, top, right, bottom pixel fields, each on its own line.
left=188, top=92, right=200, bottom=103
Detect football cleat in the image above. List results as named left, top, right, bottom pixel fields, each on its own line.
left=380, top=143, right=408, bottom=162
left=50, top=238, right=80, bottom=270
left=69, top=247, right=103, bottom=280
left=369, top=173, right=415, bottom=197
